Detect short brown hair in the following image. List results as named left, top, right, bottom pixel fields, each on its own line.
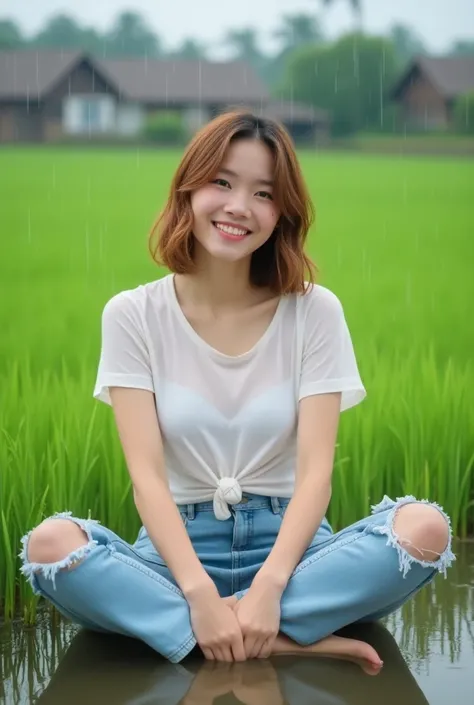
left=149, top=109, right=317, bottom=294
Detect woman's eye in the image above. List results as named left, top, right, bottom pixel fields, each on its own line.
left=212, top=178, right=230, bottom=188
left=256, top=191, right=273, bottom=200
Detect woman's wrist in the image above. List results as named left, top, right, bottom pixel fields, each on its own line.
left=252, top=568, right=287, bottom=596
left=181, top=575, right=220, bottom=603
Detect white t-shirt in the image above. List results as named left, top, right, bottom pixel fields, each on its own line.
left=93, top=274, right=366, bottom=519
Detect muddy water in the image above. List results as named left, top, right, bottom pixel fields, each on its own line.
left=1, top=541, right=472, bottom=705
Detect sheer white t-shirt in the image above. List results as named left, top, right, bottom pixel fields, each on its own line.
left=93, top=274, right=366, bottom=519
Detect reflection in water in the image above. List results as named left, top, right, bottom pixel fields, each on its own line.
left=4, top=623, right=429, bottom=705
left=1, top=541, right=472, bottom=705
left=385, top=540, right=474, bottom=673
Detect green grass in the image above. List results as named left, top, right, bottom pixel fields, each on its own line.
left=335, top=132, right=474, bottom=155
left=1, top=147, right=473, bottom=623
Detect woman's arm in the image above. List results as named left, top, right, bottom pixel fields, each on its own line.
left=109, top=386, right=247, bottom=661
left=109, top=386, right=214, bottom=599
left=252, top=391, right=342, bottom=594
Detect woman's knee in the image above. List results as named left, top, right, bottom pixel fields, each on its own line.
left=393, top=502, right=450, bottom=560
left=27, top=519, right=89, bottom=565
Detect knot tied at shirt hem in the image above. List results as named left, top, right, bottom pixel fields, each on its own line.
left=213, top=478, right=242, bottom=520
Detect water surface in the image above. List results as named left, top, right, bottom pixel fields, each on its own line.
left=1, top=541, right=472, bottom=705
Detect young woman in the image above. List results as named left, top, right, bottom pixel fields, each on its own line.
left=21, top=110, right=454, bottom=674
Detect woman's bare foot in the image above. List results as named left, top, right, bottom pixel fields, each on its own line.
left=271, top=634, right=383, bottom=676
left=221, top=597, right=380, bottom=675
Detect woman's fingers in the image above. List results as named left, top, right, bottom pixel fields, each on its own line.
left=220, top=646, right=234, bottom=662
left=231, top=632, right=247, bottom=662
left=257, top=636, right=275, bottom=659
left=244, top=636, right=261, bottom=659
left=202, top=647, right=215, bottom=660
left=214, top=647, right=226, bottom=662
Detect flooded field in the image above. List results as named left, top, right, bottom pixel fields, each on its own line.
left=1, top=541, right=472, bottom=705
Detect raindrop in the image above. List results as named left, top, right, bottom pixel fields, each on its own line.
left=405, top=273, right=412, bottom=307
left=68, top=241, right=74, bottom=273
left=36, top=52, right=40, bottom=103
left=85, top=223, right=90, bottom=274
left=27, top=207, right=32, bottom=244
left=12, top=52, right=17, bottom=94
left=99, top=225, right=104, bottom=264
left=352, top=40, right=359, bottom=85
left=198, top=61, right=202, bottom=107
left=361, top=247, right=367, bottom=278
left=379, top=67, right=384, bottom=127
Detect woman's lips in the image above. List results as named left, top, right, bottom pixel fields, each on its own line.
left=212, top=222, right=251, bottom=242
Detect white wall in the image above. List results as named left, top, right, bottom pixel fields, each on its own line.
left=182, top=106, right=211, bottom=135
left=62, top=95, right=116, bottom=135
left=116, top=103, right=144, bottom=136
left=62, top=98, right=210, bottom=138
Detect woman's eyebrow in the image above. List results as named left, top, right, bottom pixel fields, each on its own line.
left=218, top=167, right=273, bottom=187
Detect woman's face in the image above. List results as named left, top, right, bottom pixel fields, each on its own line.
left=190, top=138, right=281, bottom=264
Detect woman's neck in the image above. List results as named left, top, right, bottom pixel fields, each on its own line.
left=176, top=254, right=256, bottom=310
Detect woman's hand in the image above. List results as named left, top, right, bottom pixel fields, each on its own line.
left=181, top=661, right=240, bottom=705
left=187, top=586, right=247, bottom=662
left=233, top=661, right=285, bottom=705
left=233, top=581, right=282, bottom=659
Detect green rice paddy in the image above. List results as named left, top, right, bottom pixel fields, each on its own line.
left=1, top=146, right=473, bottom=623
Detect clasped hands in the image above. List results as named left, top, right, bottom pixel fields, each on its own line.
left=188, top=578, right=282, bottom=662
left=182, top=659, right=285, bottom=705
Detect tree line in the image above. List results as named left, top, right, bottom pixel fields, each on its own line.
left=1, top=9, right=472, bottom=69
left=1, top=8, right=473, bottom=136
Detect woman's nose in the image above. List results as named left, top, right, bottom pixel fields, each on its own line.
left=224, top=193, right=251, bottom=217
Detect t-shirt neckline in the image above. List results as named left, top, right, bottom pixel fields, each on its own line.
left=166, top=273, right=287, bottom=363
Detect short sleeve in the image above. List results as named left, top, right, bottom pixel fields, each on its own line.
left=93, top=291, right=154, bottom=406
left=298, top=287, right=366, bottom=412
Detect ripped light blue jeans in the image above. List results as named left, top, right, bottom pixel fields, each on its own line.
left=20, top=493, right=455, bottom=664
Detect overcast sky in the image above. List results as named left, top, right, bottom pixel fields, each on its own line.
left=3, top=0, right=474, bottom=56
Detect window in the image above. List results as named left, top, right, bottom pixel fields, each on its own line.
left=81, top=99, right=102, bottom=132
left=62, top=95, right=115, bottom=135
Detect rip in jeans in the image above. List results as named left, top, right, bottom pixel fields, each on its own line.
left=19, top=511, right=101, bottom=594
left=370, top=495, right=456, bottom=578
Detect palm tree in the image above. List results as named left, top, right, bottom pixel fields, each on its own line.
left=171, top=38, right=207, bottom=60
left=389, top=24, right=426, bottom=67
left=106, top=11, right=161, bottom=58
left=223, top=28, right=262, bottom=64
left=274, top=13, right=325, bottom=54
left=319, top=0, right=363, bottom=31
left=221, top=28, right=265, bottom=79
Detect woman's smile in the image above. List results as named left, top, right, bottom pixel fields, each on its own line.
left=212, top=221, right=253, bottom=242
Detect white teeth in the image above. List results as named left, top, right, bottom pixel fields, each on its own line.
left=215, top=222, right=249, bottom=236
